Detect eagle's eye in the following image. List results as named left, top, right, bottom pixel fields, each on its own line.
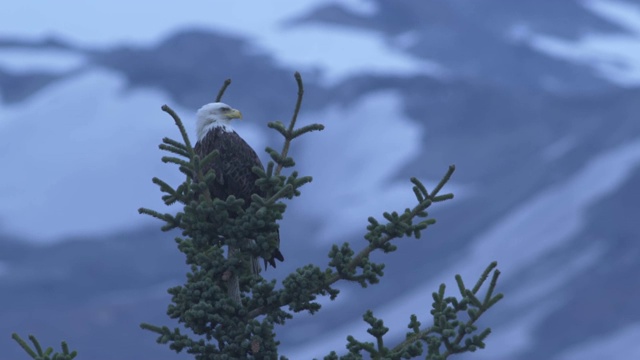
left=220, top=107, right=231, bottom=112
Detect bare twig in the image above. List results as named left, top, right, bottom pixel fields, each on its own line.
left=275, top=72, right=304, bottom=175
left=216, top=78, right=232, bottom=102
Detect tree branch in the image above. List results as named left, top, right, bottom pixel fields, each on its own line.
left=216, top=78, right=232, bottom=102
left=275, top=71, right=305, bottom=176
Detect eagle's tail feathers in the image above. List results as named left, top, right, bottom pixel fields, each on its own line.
left=264, top=248, right=284, bottom=269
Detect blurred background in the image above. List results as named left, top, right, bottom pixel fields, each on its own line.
left=1, top=0, right=639, bottom=359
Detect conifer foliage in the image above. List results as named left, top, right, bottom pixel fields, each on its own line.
left=138, top=73, right=322, bottom=358
left=13, top=73, right=502, bottom=359
left=137, top=72, right=503, bottom=359
left=11, top=334, right=77, bottom=360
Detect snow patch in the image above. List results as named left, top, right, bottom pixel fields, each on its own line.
left=521, top=0, right=640, bottom=86
left=0, top=68, right=269, bottom=242
left=530, top=32, right=640, bottom=86
left=542, top=135, right=577, bottom=161
left=507, top=22, right=535, bottom=43
left=289, top=135, right=640, bottom=357
left=293, top=91, right=463, bottom=243
left=0, top=48, right=85, bottom=74
left=465, top=138, right=640, bottom=280
left=584, top=0, right=640, bottom=35
left=392, top=31, right=421, bottom=49
left=557, top=322, right=640, bottom=360
left=293, top=91, right=421, bottom=242
left=0, top=1, right=439, bottom=85
left=472, top=305, right=559, bottom=360
left=263, top=24, right=445, bottom=85
left=324, top=0, right=378, bottom=16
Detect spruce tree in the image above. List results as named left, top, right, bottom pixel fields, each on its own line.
left=14, top=73, right=502, bottom=359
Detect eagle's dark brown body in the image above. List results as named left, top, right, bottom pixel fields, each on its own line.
left=194, top=126, right=284, bottom=268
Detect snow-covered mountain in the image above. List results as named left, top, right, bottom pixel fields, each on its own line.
left=1, top=1, right=640, bottom=359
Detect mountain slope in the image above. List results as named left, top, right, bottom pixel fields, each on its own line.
left=1, top=1, right=640, bottom=359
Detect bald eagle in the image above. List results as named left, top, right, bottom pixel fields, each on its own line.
left=194, top=102, right=284, bottom=271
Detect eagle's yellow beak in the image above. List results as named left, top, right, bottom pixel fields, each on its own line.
left=228, top=109, right=243, bottom=120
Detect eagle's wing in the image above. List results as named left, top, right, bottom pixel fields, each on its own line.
left=194, top=129, right=284, bottom=269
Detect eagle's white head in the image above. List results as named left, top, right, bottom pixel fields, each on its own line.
left=196, top=102, right=243, bottom=140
